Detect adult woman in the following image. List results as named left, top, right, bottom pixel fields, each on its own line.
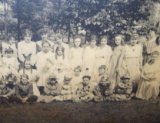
left=136, top=50, right=160, bottom=100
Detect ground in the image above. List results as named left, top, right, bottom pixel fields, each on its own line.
left=0, top=98, right=160, bottom=123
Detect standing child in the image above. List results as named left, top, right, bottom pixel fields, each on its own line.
left=83, top=35, right=97, bottom=75
left=109, top=34, right=125, bottom=87
left=32, top=41, right=55, bottom=94
left=69, top=36, right=84, bottom=69
left=95, top=36, right=112, bottom=77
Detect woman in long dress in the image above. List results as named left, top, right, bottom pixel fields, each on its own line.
left=136, top=51, right=160, bottom=100
left=94, top=36, right=112, bottom=77
left=69, top=36, right=84, bottom=69
left=83, top=35, right=97, bottom=75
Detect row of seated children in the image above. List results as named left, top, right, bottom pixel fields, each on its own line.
left=0, top=70, right=132, bottom=105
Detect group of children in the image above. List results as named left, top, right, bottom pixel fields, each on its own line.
left=0, top=27, right=160, bottom=105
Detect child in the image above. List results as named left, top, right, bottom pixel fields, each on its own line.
left=18, top=60, right=40, bottom=97
left=74, top=75, right=94, bottom=102
left=54, top=33, right=70, bottom=59
left=18, top=29, right=36, bottom=63
left=114, top=74, right=132, bottom=101
left=0, top=76, right=14, bottom=106
left=2, top=35, right=17, bottom=58
left=54, top=46, right=71, bottom=84
left=2, top=47, right=19, bottom=74
left=95, top=36, right=112, bottom=76
left=108, top=34, right=125, bottom=86
left=93, top=77, right=113, bottom=102
left=56, top=74, right=73, bottom=101
left=36, top=28, right=54, bottom=52
left=37, top=74, right=62, bottom=103
left=32, top=41, right=55, bottom=94
left=70, top=66, right=83, bottom=87
left=14, top=74, right=38, bottom=103
left=69, top=36, right=84, bottom=69
left=83, top=35, right=97, bottom=75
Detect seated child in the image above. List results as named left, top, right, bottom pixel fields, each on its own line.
left=58, top=74, right=73, bottom=101
left=37, top=74, right=62, bottom=103
left=113, top=74, right=132, bottom=101
left=0, top=76, right=15, bottom=106
left=93, top=77, right=113, bottom=102
left=74, top=75, right=94, bottom=102
left=13, top=74, right=38, bottom=103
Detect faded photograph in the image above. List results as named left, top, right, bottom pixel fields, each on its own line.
left=0, top=0, right=160, bottom=123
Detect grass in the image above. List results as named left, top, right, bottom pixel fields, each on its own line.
left=0, top=98, right=160, bottom=123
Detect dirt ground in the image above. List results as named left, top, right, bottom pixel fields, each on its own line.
left=0, top=98, right=160, bottom=123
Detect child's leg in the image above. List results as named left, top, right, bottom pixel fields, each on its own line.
left=27, top=95, right=38, bottom=103
left=38, top=86, right=45, bottom=95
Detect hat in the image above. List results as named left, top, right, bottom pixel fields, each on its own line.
left=98, top=65, right=106, bottom=70
left=120, top=74, right=130, bottom=80
left=48, top=73, right=56, bottom=79
left=64, top=74, right=72, bottom=81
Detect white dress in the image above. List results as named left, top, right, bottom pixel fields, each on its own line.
left=94, top=45, right=112, bottom=76
left=136, top=62, right=160, bottom=100
left=69, top=47, right=84, bottom=69
left=83, top=46, right=97, bottom=75
left=18, top=41, right=36, bottom=62
left=32, top=51, right=55, bottom=86
left=121, top=44, right=142, bottom=83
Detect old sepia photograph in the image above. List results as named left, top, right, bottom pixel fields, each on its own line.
left=0, top=0, right=160, bottom=123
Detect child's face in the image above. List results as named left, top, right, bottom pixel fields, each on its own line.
left=21, top=77, right=28, bottom=85
left=130, top=38, right=138, bottom=46
left=83, top=78, right=90, bottom=85
left=6, top=52, right=13, bottom=58
left=64, top=79, right=71, bottom=85
left=74, top=69, right=81, bottom=76
left=24, top=33, right=32, bottom=42
left=41, top=33, right=48, bottom=40
left=42, top=43, right=50, bottom=53
left=115, top=36, right=122, bottom=45
left=149, top=30, right=156, bottom=38
left=25, top=61, right=31, bottom=69
left=74, top=38, right=81, bottom=47
left=48, top=35, right=55, bottom=42
left=57, top=49, right=63, bottom=56
left=99, top=68, right=105, bottom=75
left=122, top=79, right=130, bottom=84
left=90, top=40, right=96, bottom=47
left=9, top=37, right=16, bottom=44
left=49, top=79, right=57, bottom=85
left=101, top=38, right=107, bottom=46
left=56, top=36, right=63, bottom=44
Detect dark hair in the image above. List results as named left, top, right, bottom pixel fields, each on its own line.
left=83, top=76, right=91, bottom=80
left=20, top=74, right=29, bottom=80
left=156, top=36, right=160, bottom=45
left=55, top=46, right=65, bottom=59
